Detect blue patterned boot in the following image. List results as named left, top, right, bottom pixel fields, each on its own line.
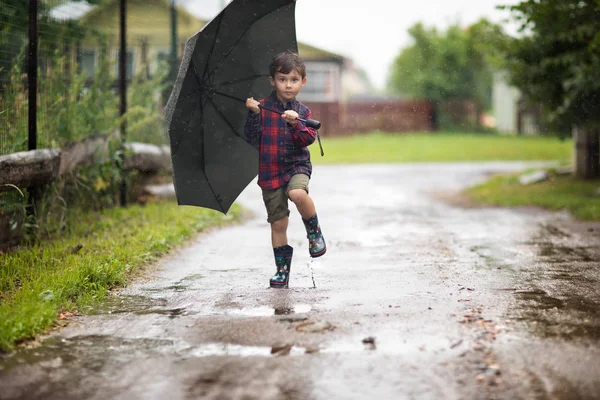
left=270, top=245, right=293, bottom=288
left=303, top=214, right=326, bottom=258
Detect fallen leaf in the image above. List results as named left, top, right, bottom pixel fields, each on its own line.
left=296, top=321, right=333, bottom=333
left=58, top=311, right=75, bottom=320
left=271, top=344, right=293, bottom=356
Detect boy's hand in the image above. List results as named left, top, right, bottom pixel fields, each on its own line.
left=282, top=110, right=299, bottom=126
left=246, top=97, right=260, bottom=114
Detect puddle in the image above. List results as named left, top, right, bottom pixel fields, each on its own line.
left=320, top=336, right=449, bottom=355
left=85, top=295, right=188, bottom=318
left=537, top=243, right=593, bottom=262
left=134, top=307, right=188, bottom=319
left=0, top=335, right=178, bottom=372
left=86, top=295, right=168, bottom=315
left=511, top=288, right=600, bottom=340
left=183, top=343, right=307, bottom=358
left=215, top=304, right=312, bottom=317
left=141, top=274, right=205, bottom=293
left=142, top=284, right=192, bottom=293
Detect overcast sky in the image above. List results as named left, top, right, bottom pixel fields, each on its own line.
left=180, top=0, right=521, bottom=90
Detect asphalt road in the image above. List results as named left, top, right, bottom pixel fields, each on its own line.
left=1, top=162, right=599, bottom=400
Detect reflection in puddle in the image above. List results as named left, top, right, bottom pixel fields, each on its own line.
left=84, top=295, right=188, bottom=319
left=321, top=337, right=445, bottom=355
left=184, top=343, right=306, bottom=358
left=217, top=304, right=312, bottom=317
left=86, top=295, right=168, bottom=315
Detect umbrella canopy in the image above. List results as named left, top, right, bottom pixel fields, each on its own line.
left=165, top=0, right=298, bottom=213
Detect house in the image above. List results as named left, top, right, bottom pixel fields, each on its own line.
left=50, top=1, right=372, bottom=134
left=52, top=0, right=206, bottom=80
left=492, top=70, right=541, bottom=135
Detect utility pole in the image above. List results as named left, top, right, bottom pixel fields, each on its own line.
left=119, top=0, right=127, bottom=207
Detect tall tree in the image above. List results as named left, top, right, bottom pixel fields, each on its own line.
left=503, top=0, right=600, bottom=178
left=388, top=19, right=506, bottom=130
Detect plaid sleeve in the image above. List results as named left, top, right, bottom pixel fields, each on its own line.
left=244, top=110, right=262, bottom=147
left=288, top=107, right=316, bottom=148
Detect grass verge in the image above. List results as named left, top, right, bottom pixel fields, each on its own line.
left=465, top=171, right=600, bottom=221
left=0, top=200, right=242, bottom=351
left=313, top=132, right=571, bottom=164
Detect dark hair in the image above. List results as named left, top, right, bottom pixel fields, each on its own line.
left=269, top=50, right=306, bottom=78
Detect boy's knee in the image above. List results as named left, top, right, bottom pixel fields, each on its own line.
left=288, top=189, right=307, bottom=204
left=271, top=216, right=288, bottom=232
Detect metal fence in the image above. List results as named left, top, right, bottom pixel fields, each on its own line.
left=0, top=0, right=174, bottom=157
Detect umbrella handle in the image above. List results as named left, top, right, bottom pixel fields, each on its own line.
left=258, top=105, right=323, bottom=155
left=258, top=104, right=321, bottom=129
left=298, top=117, right=321, bottom=130
left=212, top=91, right=323, bottom=129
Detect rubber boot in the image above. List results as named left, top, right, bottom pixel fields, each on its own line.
left=270, top=245, right=293, bottom=288
left=303, top=214, right=326, bottom=258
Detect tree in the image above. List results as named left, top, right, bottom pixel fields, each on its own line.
left=503, top=0, right=600, bottom=178
left=388, top=19, right=507, bottom=130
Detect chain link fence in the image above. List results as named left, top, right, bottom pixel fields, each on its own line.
left=0, top=0, right=173, bottom=157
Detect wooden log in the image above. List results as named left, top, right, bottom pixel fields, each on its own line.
left=123, top=143, right=172, bottom=172
left=0, top=135, right=171, bottom=190
left=59, top=132, right=113, bottom=175
left=573, top=126, right=600, bottom=179
left=0, top=149, right=61, bottom=191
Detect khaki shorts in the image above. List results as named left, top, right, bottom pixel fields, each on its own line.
left=262, top=174, right=310, bottom=223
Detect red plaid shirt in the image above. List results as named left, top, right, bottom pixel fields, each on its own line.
left=244, top=92, right=317, bottom=190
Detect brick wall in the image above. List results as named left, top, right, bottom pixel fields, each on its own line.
left=304, top=100, right=435, bottom=136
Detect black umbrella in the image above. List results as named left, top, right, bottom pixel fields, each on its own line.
left=164, top=0, right=320, bottom=214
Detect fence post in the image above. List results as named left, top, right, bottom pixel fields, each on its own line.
left=26, top=0, right=40, bottom=220
left=119, top=0, right=127, bottom=207
left=170, top=0, right=178, bottom=82
left=28, top=0, right=38, bottom=151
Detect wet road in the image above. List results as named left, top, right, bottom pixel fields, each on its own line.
left=1, top=163, right=599, bottom=400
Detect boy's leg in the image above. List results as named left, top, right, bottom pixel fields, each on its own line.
left=287, top=175, right=326, bottom=258
left=287, top=174, right=314, bottom=218
left=271, top=216, right=288, bottom=247
left=263, top=188, right=293, bottom=288
left=288, top=189, right=316, bottom=219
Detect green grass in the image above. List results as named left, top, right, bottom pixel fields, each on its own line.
left=313, top=132, right=572, bottom=164
left=0, top=200, right=241, bottom=351
left=465, top=172, right=600, bottom=220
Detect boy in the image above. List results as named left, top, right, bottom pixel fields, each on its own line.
left=244, top=50, right=326, bottom=289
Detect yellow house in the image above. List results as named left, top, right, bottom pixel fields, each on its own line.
left=52, top=0, right=205, bottom=79
left=51, top=0, right=365, bottom=107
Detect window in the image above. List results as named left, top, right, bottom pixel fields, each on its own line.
left=300, top=62, right=339, bottom=102
left=115, top=50, right=134, bottom=81
left=79, top=49, right=96, bottom=78
left=303, top=70, right=329, bottom=95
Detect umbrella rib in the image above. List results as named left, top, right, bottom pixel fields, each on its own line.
left=195, top=96, right=225, bottom=214
left=205, top=4, right=294, bottom=83
left=201, top=12, right=224, bottom=86
left=171, top=92, right=203, bottom=158
left=179, top=87, right=202, bottom=102
left=205, top=95, right=245, bottom=141
left=216, top=74, right=268, bottom=88
left=204, top=179, right=226, bottom=214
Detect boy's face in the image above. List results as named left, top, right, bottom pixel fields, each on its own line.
left=269, top=69, right=307, bottom=103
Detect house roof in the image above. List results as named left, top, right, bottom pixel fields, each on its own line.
left=49, top=1, right=96, bottom=21
left=51, top=1, right=347, bottom=62
left=80, top=0, right=205, bottom=46
left=298, top=42, right=346, bottom=64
